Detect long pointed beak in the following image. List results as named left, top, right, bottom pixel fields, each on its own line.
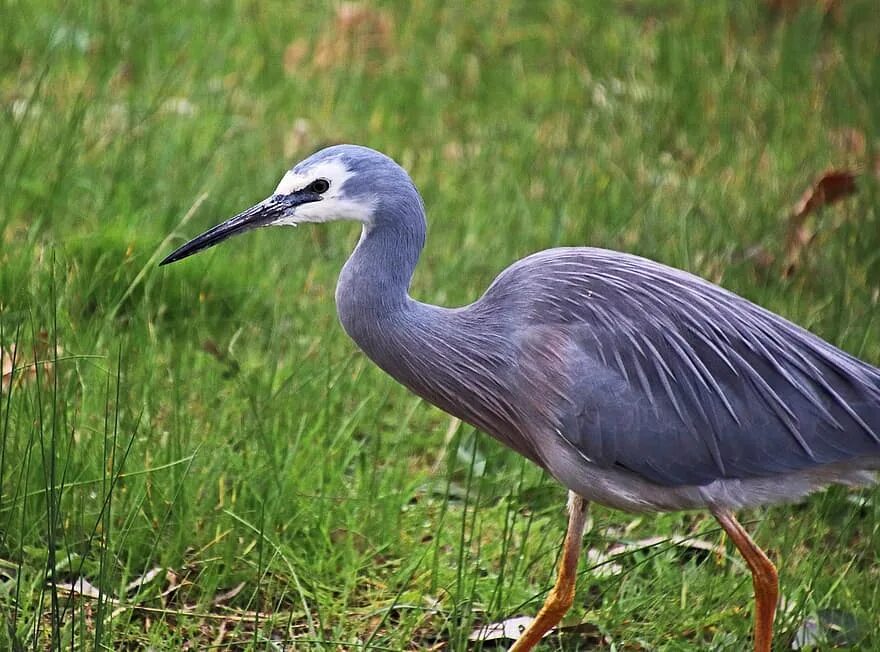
left=160, top=196, right=289, bottom=266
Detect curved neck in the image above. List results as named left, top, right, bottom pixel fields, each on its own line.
left=334, top=215, right=540, bottom=466
left=335, top=214, right=426, bottom=344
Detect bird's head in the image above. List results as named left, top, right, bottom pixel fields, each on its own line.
left=160, top=144, right=420, bottom=266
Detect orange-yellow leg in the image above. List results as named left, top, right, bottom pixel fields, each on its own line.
left=712, top=508, right=779, bottom=652
left=510, top=492, right=589, bottom=652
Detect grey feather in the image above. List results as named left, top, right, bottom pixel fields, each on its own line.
left=327, top=147, right=880, bottom=508
left=487, top=248, right=880, bottom=486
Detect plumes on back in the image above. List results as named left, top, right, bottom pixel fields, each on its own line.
left=479, top=247, right=880, bottom=490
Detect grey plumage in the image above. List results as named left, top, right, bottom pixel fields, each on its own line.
left=163, top=144, right=880, bottom=512
left=161, top=144, right=879, bottom=650
left=330, top=147, right=880, bottom=512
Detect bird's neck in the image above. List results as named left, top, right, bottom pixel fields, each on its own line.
left=335, top=218, right=425, bottom=353
left=334, top=220, right=541, bottom=465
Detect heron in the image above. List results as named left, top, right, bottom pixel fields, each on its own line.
left=161, top=144, right=880, bottom=651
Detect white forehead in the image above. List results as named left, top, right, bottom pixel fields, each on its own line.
left=273, top=158, right=354, bottom=195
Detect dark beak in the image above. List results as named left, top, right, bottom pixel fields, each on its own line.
left=160, top=191, right=318, bottom=266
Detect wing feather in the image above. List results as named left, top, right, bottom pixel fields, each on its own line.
left=485, top=247, right=880, bottom=486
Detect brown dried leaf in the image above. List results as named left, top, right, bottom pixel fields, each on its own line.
left=791, top=170, right=858, bottom=221
left=313, top=3, right=395, bottom=70
left=785, top=169, right=858, bottom=276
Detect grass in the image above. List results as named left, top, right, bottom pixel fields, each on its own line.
left=1, top=0, right=879, bottom=649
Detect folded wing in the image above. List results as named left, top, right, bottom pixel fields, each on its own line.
left=494, top=248, right=880, bottom=487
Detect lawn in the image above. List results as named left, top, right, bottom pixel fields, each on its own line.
left=1, top=1, right=879, bottom=649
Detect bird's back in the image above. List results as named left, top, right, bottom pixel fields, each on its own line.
left=478, top=247, right=880, bottom=488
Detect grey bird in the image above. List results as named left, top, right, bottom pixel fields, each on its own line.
left=161, top=144, right=880, bottom=651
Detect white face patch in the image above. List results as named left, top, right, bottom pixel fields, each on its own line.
left=270, top=158, right=375, bottom=226
left=273, top=158, right=353, bottom=195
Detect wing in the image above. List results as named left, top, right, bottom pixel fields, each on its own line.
left=488, top=247, right=880, bottom=487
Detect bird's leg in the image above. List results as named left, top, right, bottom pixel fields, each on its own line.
left=509, top=492, right=589, bottom=652
left=711, top=507, right=778, bottom=652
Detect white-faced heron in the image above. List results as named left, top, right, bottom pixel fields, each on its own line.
left=161, top=144, right=880, bottom=651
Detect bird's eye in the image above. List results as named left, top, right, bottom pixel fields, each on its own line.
left=307, top=178, right=330, bottom=194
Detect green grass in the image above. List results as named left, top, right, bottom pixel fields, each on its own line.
left=1, top=0, right=879, bottom=649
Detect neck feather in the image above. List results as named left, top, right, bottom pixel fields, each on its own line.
left=334, top=222, right=537, bottom=465
left=335, top=213, right=425, bottom=343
